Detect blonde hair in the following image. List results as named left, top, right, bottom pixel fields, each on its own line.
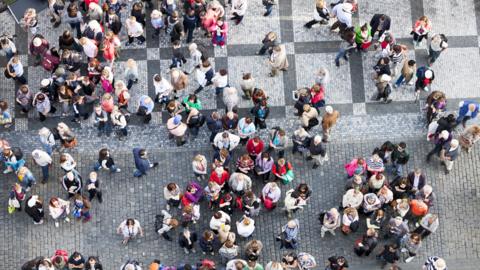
left=126, top=59, right=137, bottom=69
left=193, top=154, right=205, bottom=162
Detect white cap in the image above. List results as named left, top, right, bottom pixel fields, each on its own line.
left=325, top=106, right=333, bottom=114
left=425, top=70, right=433, bottom=79
left=32, top=37, right=42, bottom=47
left=41, top=79, right=50, bottom=87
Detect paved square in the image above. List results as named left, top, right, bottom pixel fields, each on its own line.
left=1, top=0, right=480, bottom=269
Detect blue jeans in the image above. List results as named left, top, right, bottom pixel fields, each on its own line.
left=392, top=161, right=404, bottom=176
left=93, top=161, right=119, bottom=173
left=133, top=169, right=146, bottom=177
left=335, top=48, right=347, bottom=65
left=216, top=86, right=226, bottom=95
left=42, top=143, right=54, bottom=156
left=41, top=165, right=49, bottom=182
left=264, top=4, right=273, bottom=15
left=395, top=74, right=405, bottom=86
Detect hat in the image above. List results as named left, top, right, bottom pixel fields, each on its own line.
left=32, top=37, right=42, bottom=47
left=439, top=130, right=449, bottom=140
left=434, top=258, right=446, bottom=270
left=425, top=69, right=433, bottom=79
left=173, top=115, right=182, bottom=125
left=41, top=79, right=50, bottom=87
left=325, top=105, right=333, bottom=114
left=27, top=195, right=38, bottom=207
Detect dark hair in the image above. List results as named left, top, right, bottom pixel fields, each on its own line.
left=219, top=69, right=227, bottom=76
left=398, top=142, right=406, bottom=149
left=154, top=74, right=162, bottom=81
left=167, top=183, right=177, bottom=191
left=360, top=23, right=368, bottom=31
left=99, top=148, right=109, bottom=160
left=139, top=149, right=146, bottom=157
left=172, top=40, right=181, bottom=47
left=184, top=264, right=192, bottom=270
left=214, top=212, right=222, bottom=219
left=407, top=60, right=416, bottom=66
left=243, top=73, right=251, bottom=80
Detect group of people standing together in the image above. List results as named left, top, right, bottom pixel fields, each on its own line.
left=0, top=0, right=476, bottom=269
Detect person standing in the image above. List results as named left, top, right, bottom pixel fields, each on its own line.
left=72, top=194, right=91, bottom=223
left=414, top=66, right=434, bottom=102
left=31, top=149, right=52, bottom=184
left=133, top=148, right=159, bottom=177
left=423, top=256, right=447, bottom=270
left=48, top=197, right=70, bottom=228
left=459, top=125, right=480, bottom=153
left=391, top=142, right=410, bottom=176
left=257, top=32, right=278, bottom=56
left=276, top=219, right=300, bottom=249
left=93, top=148, right=121, bottom=173
left=5, top=56, right=27, bottom=84
left=456, top=100, right=479, bottom=128
left=394, top=60, right=416, bottom=88
left=179, top=228, right=198, bottom=254
left=411, top=16, right=432, bottom=47
left=321, top=106, right=339, bottom=142
left=25, top=195, right=44, bottom=225
left=354, top=228, right=378, bottom=257
left=167, top=115, right=188, bottom=146
left=86, top=171, right=103, bottom=203
left=207, top=112, right=223, bottom=143
left=230, top=0, right=248, bottom=25
left=439, top=139, right=460, bottom=174
left=269, top=45, right=289, bottom=77
left=306, top=135, right=327, bottom=169
left=183, top=9, right=197, bottom=43
left=428, top=34, right=448, bottom=66
left=117, top=218, right=144, bottom=245
left=125, top=16, right=146, bottom=46
left=304, top=0, right=330, bottom=28
left=369, top=14, right=391, bottom=39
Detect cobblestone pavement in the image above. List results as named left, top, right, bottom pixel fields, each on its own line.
left=1, top=139, right=479, bottom=269
left=1, top=0, right=480, bottom=269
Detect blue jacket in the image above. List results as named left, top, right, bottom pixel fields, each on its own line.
left=458, top=100, right=479, bottom=119
left=133, top=148, right=150, bottom=174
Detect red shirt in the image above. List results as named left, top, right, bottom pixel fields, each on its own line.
left=246, top=139, right=264, bottom=156
left=209, top=171, right=229, bottom=186
left=272, top=162, right=292, bottom=176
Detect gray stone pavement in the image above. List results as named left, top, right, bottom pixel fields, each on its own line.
left=1, top=139, right=479, bottom=269
left=1, top=0, right=480, bottom=268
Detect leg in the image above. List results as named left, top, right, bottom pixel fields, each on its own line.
left=304, top=19, right=319, bottom=28
left=127, top=79, right=134, bottom=90
left=335, top=49, right=346, bottom=66
left=264, top=4, right=273, bottom=16
left=41, top=165, right=49, bottom=183
left=395, top=74, right=405, bottom=87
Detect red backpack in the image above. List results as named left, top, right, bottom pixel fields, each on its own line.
left=52, top=249, right=68, bottom=263
left=42, top=52, right=60, bottom=72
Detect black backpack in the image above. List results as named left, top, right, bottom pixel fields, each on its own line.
left=154, top=214, right=164, bottom=234
left=12, top=147, right=23, bottom=160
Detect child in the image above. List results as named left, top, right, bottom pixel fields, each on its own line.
left=170, top=40, right=187, bottom=69
left=87, top=172, right=103, bottom=203
left=73, top=194, right=92, bottom=222
left=212, top=19, right=228, bottom=48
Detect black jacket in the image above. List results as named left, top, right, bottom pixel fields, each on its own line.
left=309, top=141, right=326, bottom=157
left=369, top=14, right=391, bottom=32
left=206, top=115, right=223, bottom=133
left=178, top=232, right=198, bottom=249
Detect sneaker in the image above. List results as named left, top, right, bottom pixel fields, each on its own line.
left=34, top=219, right=44, bottom=225
left=184, top=248, right=190, bottom=254
left=408, top=81, right=414, bottom=85
left=55, top=221, right=59, bottom=228
left=115, top=168, right=121, bottom=173
left=3, top=168, right=12, bottom=174
left=166, top=204, right=170, bottom=211
left=137, top=41, right=144, bottom=45
left=64, top=217, right=70, bottom=223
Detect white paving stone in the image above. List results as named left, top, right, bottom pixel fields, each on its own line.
left=295, top=53, right=353, bottom=104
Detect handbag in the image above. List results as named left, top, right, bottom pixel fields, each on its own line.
left=63, top=138, right=77, bottom=148
left=282, top=170, right=294, bottom=185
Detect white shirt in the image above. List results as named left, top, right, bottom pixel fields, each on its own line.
left=60, top=153, right=76, bottom=171
left=212, top=73, right=228, bottom=88
left=154, top=77, right=173, bottom=96
left=119, top=219, right=141, bottom=238
left=262, top=183, right=281, bottom=203
left=236, top=218, right=255, bottom=237
left=82, top=39, right=98, bottom=58
left=231, top=0, right=248, bottom=16
left=32, top=150, right=52, bottom=167
left=332, top=3, right=352, bottom=27
left=209, top=211, right=230, bottom=231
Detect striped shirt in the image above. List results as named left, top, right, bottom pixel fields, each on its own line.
left=424, top=256, right=447, bottom=270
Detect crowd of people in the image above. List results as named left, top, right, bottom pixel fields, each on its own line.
left=1, top=0, right=478, bottom=269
